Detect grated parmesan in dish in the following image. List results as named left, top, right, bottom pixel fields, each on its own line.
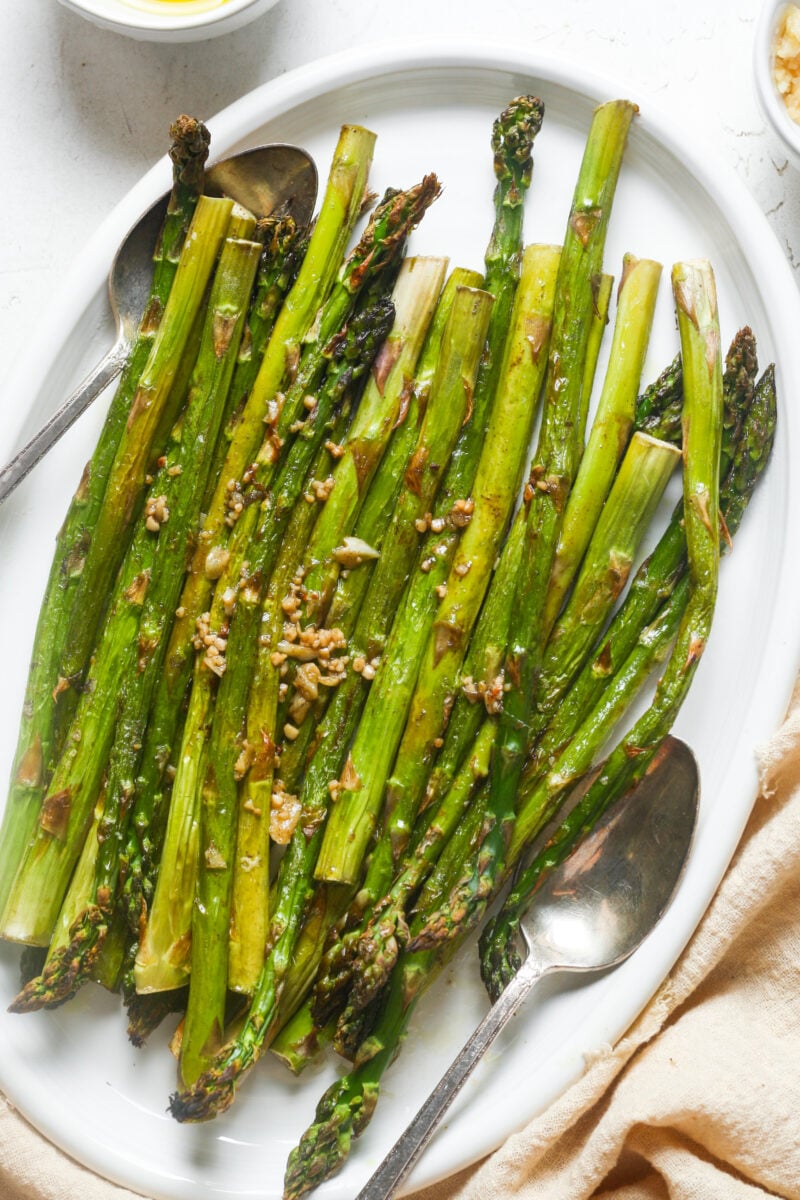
left=774, top=5, right=800, bottom=123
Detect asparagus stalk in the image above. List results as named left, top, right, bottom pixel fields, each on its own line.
left=438, top=97, right=544, bottom=496
left=134, top=180, right=439, bottom=1000
left=305, top=102, right=548, bottom=1030
left=312, top=286, right=495, bottom=887
left=320, top=248, right=561, bottom=1013
left=133, top=669, right=208, bottom=994
left=168, top=284, right=493, bottom=1119
left=535, top=327, right=755, bottom=772
left=579, top=271, right=614, bottom=441
left=127, top=987, right=188, bottom=1048
left=359, top=101, right=634, bottom=961
left=122, top=216, right=311, bottom=975
left=2, top=114, right=208, bottom=828
left=0, top=122, right=210, bottom=917
left=314, top=98, right=546, bottom=888
left=0, top=197, right=236, bottom=949
left=227, top=444, right=344, bottom=998
left=183, top=177, right=442, bottom=743
left=408, top=433, right=689, bottom=954
left=9, top=233, right=262, bottom=1007
left=634, top=354, right=683, bottom=442
left=226, top=216, right=312, bottom=440
left=297, top=255, right=448, bottom=625
left=306, top=242, right=559, bottom=1027
left=475, top=100, right=636, bottom=925
left=352, top=430, right=678, bottom=997
left=482, top=267, right=740, bottom=998
left=277, top=266, right=482, bottom=791
left=506, top=257, right=724, bottom=863
left=544, top=254, right=662, bottom=629
left=130, top=127, right=378, bottom=840
left=260, top=275, right=485, bottom=1041
left=376, top=251, right=642, bottom=889
left=375, top=243, right=561, bottom=869
left=414, top=338, right=687, bottom=836
left=283, top=954, right=422, bottom=1200
left=259, top=271, right=486, bottom=1050
left=285, top=899, right=463, bottom=1197
left=533, top=431, right=681, bottom=724
left=229, top=258, right=447, bottom=995
left=178, top=293, right=396, bottom=1086
left=56, top=194, right=233, bottom=698
left=135, top=259, right=443, bottom=998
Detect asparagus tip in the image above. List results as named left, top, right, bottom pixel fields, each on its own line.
left=168, top=115, right=211, bottom=186
left=8, top=907, right=106, bottom=1013
left=478, top=916, right=523, bottom=1003
left=492, top=95, right=545, bottom=195
left=348, top=906, right=408, bottom=1014
left=283, top=1076, right=380, bottom=1200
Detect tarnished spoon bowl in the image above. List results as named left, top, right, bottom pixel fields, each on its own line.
left=0, top=143, right=318, bottom=504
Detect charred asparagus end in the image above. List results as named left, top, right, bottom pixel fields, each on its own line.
left=169, top=1045, right=249, bottom=1123
left=344, top=175, right=441, bottom=294
left=9, top=906, right=106, bottom=1013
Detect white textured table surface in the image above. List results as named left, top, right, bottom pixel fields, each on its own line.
left=1, top=0, right=799, bottom=409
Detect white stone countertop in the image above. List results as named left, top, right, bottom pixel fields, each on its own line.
left=1, top=0, right=799, bottom=410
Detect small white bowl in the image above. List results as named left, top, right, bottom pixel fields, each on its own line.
left=754, top=0, right=800, bottom=169
left=57, top=0, right=279, bottom=42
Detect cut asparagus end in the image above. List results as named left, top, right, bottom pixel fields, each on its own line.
left=545, top=253, right=663, bottom=629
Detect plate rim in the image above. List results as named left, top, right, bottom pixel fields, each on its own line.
left=1, top=38, right=799, bottom=1200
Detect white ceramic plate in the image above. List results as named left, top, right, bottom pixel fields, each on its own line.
left=1, top=42, right=798, bottom=1200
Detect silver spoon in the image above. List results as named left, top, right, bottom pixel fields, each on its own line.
left=356, top=735, right=699, bottom=1200
left=0, top=143, right=318, bottom=504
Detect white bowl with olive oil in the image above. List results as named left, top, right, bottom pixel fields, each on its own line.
left=57, top=0, right=279, bottom=41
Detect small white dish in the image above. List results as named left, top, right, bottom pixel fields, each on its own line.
left=754, top=0, right=800, bottom=169
left=56, top=0, right=279, bottom=42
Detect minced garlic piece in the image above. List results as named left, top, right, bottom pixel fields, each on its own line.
left=270, top=784, right=302, bottom=845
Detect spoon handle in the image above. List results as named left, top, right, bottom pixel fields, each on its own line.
left=355, top=954, right=545, bottom=1200
left=0, top=337, right=129, bottom=504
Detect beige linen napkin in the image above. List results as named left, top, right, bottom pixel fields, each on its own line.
left=4, top=685, right=800, bottom=1200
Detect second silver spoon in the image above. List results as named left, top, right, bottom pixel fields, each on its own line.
left=356, top=735, right=699, bottom=1200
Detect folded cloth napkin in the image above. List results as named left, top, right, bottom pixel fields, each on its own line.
left=4, top=683, right=800, bottom=1200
